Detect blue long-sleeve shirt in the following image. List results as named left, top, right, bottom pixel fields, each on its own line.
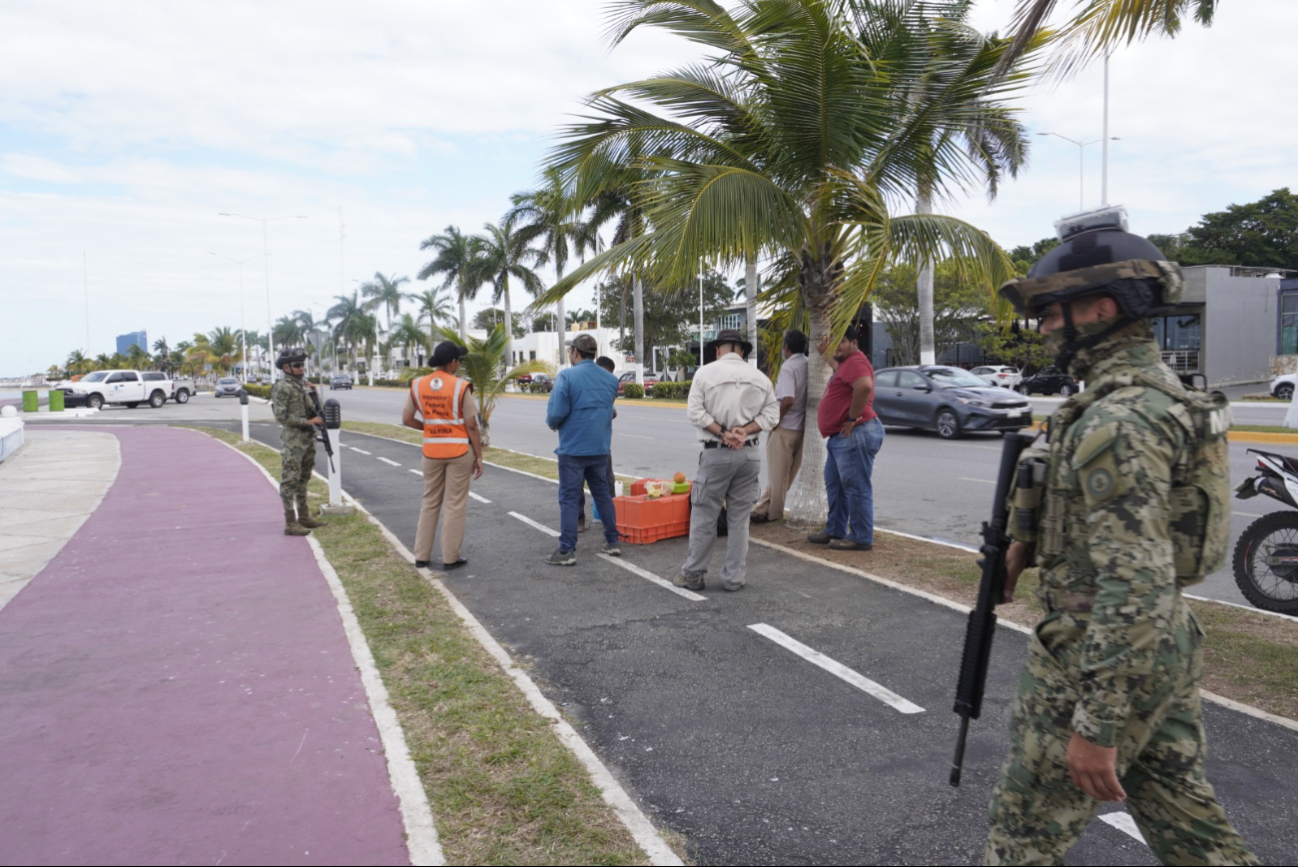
left=545, top=360, right=618, bottom=456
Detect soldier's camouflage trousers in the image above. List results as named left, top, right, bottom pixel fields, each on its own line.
left=279, top=437, right=316, bottom=513
left=986, top=605, right=1256, bottom=866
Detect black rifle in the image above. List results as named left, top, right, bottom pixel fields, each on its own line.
left=308, top=389, right=336, bottom=474
left=949, top=431, right=1035, bottom=786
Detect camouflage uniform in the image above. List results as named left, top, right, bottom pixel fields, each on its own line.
left=986, top=321, right=1256, bottom=866
left=270, top=373, right=319, bottom=530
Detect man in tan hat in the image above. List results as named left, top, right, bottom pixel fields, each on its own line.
left=675, top=329, right=779, bottom=593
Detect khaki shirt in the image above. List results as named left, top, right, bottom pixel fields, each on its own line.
left=687, top=353, right=780, bottom=442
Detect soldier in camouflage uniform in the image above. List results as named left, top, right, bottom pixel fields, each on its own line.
left=270, top=348, right=325, bottom=536
left=986, top=208, right=1255, bottom=865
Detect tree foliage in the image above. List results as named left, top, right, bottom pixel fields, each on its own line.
left=595, top=270, right=734, bottom=370
left=872, top=262, right=990, bottom=365
left=1149, top=188, right=1298, bottom=271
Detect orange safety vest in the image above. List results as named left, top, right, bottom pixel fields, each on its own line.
left=412, top=372, right=471, bottom=459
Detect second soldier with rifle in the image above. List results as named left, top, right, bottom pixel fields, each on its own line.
left=270, top=347, right=327, bottom=536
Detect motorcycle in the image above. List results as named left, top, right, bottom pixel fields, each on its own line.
left=1233, top=448, right=1298, bottom=615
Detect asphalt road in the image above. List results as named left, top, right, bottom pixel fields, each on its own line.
left=311, top=386, right=1293, bottom=610
left=249, top=421, right=1298, bottom=865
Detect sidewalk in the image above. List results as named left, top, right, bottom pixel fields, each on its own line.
left=0, top=426, right=413, bottom=866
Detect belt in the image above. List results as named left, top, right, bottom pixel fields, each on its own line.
left=1045, top=589, right=1096, bottom=613
left=704, top=438, right=759, bottom=449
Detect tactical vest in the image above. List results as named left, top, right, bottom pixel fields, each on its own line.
left=412, top=373, right=471, bottom=459
left=1009, top=376, right=1231, bottom=587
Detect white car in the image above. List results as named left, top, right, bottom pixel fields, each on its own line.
left=1271, top=373, right=1297, bottom=401
left=969, top=365, right=1022, bottom=389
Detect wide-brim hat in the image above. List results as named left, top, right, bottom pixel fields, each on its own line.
left=706, top=329, right=752, bottom=356
left=430, top=340, right=468, bottom=367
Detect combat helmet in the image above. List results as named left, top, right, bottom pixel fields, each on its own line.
left=999, top=206, right=1184, bottom=367
left=276, top=346, right=308, bottom=371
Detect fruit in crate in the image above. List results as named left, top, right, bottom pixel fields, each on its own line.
left=643, top=480, right=669, bottom=498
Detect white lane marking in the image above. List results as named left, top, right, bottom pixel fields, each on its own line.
left=509, top=511, right=560, bottom=537
left=1099, top=811, right=1145, bottom=844
left=1232, top=510, right=1263, bottom=518
left=377, top=457, right=401, bottom=467
left=469, top=491, right=491, bottom=504
left=747, top=623, right=925, bottom=714
left=618, top=434, right=654, bottom=440
left=409, top=469, right=422, bottom=476
left=597, top=554, right=707, bottom=602
left=351, top=447, right=372, bottom=455
left=959, top=477, right=995, bottom=484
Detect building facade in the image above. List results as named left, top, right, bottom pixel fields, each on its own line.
left=115, top=330, right=147, bottom=357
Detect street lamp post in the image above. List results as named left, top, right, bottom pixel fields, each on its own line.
left=1036, top=132, right=1120, bottom=211
left=210, top=252, right=267, bottom=383
left=218, top=212, right=307, bottom=377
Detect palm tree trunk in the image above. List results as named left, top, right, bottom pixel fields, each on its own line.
left=916, top=187, right=936, bottom=365
left=745, top=255, right=759, bottom=367
left=785, top=261, right=837, bottom=527
left=502, top=278, right=513, bottom=369
left=633, top=272, right=645, bottom=383
left=555, top=263, right=566, bottom=370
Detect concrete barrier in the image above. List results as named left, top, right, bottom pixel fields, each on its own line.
left=0, top=417, right=24, bottom=463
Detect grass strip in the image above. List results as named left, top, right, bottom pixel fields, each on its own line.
left=1231, top=424, right=1298, bottom=435
left=185, top=425, right=652, bottom=866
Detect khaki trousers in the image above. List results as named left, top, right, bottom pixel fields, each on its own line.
left=753, top=425, right=804, bottom=520
left=413, top=451, right=474, bottom=564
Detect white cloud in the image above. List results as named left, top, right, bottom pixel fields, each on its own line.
left=2, top=0, right=1296, bottom=375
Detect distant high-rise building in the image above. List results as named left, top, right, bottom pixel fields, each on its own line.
left=116, top=330, right=148, bottom=356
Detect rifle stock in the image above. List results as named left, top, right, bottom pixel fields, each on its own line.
left=949, top=431, right=1035, bottom=786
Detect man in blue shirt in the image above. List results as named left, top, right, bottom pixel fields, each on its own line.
left=545, top=333, right=620, bottom=565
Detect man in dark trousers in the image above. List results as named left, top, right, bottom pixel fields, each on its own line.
left=578, top=355, right=619, bottom=533
left=545, top=334, right=620, bottom=565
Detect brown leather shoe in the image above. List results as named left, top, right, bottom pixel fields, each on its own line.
left=750, top=513, right=770, bottom=524
left=828, top=538, right=872, bottom=551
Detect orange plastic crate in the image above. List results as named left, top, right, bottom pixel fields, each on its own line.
left=614, top=492, right=691, bottom=544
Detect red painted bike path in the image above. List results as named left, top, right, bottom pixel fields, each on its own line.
left=0, top=426, right=410, bottom=866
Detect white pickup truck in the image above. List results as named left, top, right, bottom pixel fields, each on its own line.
left=61, top=370, right=173, bottom=410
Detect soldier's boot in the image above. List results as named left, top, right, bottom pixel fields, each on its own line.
left=295, top=498, right=325, bottom=529
left=284, top=508, right=311, bottom=536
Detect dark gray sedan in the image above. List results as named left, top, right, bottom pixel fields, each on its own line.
left=873, top=365, right=1032, bottom=439
left=213, top=377, right=242, bottom=398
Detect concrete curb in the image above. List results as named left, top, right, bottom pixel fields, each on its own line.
left=1228, top=431, right=1298, bottom=444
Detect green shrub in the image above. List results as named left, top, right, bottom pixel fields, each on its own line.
left=243, top=383, right=272, bottom=400
left=622, top=383, right=645, bottom=399
left=650, top=380, right=692, bottom=400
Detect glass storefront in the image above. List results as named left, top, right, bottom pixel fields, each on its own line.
left=1280, top=291, right=1298, bottom=355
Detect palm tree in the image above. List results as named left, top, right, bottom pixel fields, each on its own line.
left=860, top=3, right=1039, bottom=363
left=207, top=327, right=240, bottom=375
left=65, top=350, right=89, bottom=376
left=360, top=272, right=413, bottom=369
left=419, top=226, right=485, bottom=340
left=387, top=313, right=429, bottom=367
left=403, top=324, right=552, bottom=447
left=508, top=168, right=581, bottom=368
left=328, top=291, right=367, bottom=370
left=1000, top=0, right=1216, bottom=74
left=473, top=219, right=544, bottom=367
left=151, top=337, right=170, bottom=369
left=411, top=287, right=456, bottom=353
left=541, top=0, right=1017, bottom=523
left=126, top=343, right=152, bottom=370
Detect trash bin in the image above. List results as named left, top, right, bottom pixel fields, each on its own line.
left=21, top=391, right=38, bottom=412
left=48, top=390, right=64, bottom=412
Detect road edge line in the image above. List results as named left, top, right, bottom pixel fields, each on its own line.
left=208, top=435, right=445, bottom=867
left=348, top=494, right=684, bottom=867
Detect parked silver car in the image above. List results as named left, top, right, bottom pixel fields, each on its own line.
left=873, top=365, right=1032, bottom=439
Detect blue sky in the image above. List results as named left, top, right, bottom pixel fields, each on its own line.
left=2, top=0, right=1295, bottom=376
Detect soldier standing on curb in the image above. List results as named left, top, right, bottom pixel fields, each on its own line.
left=987, top=208, right=1255, bottom=865
left=270, top=347, right=325, bottom=537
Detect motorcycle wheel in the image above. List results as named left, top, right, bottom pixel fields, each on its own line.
left=1233, top=511, right=1298, bottom=615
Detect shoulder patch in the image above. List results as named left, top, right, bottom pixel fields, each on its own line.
left=1073, top=421, right=1119, bottom=469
